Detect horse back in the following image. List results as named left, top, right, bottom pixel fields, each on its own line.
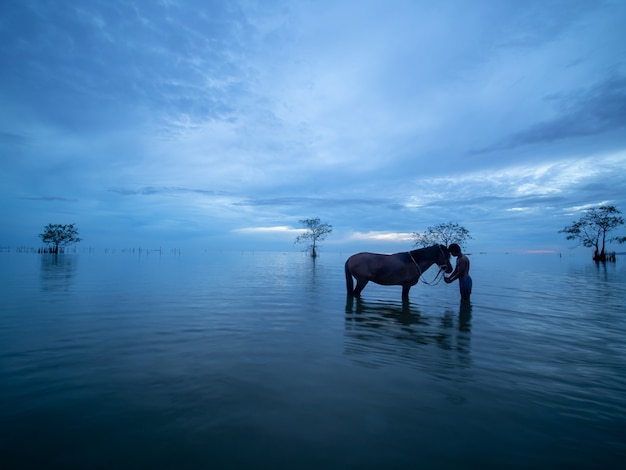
left=346, top=252, right=415, bottom=285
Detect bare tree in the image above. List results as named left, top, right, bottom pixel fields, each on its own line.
left=294, top=218, right=332, bottom=258
left=412, top=222, right=472, bottom=249
left=39, top=223, right=82, bottom=253
left=559, top=205, right=625, bottom=261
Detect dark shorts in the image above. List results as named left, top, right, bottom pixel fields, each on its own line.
left=459, top=276, right=472, bottom=296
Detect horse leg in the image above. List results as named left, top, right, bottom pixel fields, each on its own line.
left=401, top=284, right=411, bottom=299
left=353, top=278, right=369, bottom=297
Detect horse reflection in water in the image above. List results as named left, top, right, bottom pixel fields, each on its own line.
left=345, top=244, right=453, bottom=299
left=345, top=298, right=472, bottom=370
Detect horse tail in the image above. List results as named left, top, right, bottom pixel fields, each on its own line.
left=345, top=260, right=354, bottom=295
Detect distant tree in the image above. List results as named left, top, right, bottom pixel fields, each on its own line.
left=559, top=205, right=625, bottom=261
left=294, top=217, right=333, bottom=258
left=412, top=222, right=472, bottom=249
left=39, top=223, right=82, bottom=253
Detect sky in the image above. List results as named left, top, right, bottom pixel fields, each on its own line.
left=1, top=0, right=625, bottom=254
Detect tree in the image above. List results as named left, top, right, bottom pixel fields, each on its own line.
left=294, top=217, right=332, bottom=258
left=412, top=222, right=472, bottom=249
left=559, top=205, right=625, bottom=261
left=39, top=223, right=82, bottom=253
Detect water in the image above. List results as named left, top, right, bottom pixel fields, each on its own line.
left=1, top=250, right=625, bottom=469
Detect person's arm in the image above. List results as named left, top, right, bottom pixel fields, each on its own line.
left=445, top=261, right=459, bottom=283
left=450, top=256, right=469, bottom=281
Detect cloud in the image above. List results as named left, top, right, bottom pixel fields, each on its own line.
left=0, top=131, right=29, bottom=146
left=564, top=200, right=612, bottom=213
left=475, top=73, right=626, bottom=153
left=349, top=231, right=413, bottom=242
left=21, top=196, right=79, bottom=202
left=1, top=0, right=624, bottom=252
left=414, top=152, right=626, bottom=200
left=233, top=196, right=401, bottom=210
left=234, top=226, right=303, bottom=235
left=108, top=186, right=231, bottom=197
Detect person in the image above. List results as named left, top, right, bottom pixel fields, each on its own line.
left=444, top=243, right=472, bottom=301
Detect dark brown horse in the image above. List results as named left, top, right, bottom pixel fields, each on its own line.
left=345, top=244, right=453, bottom=299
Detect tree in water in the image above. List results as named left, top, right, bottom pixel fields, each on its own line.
left=559, top=205, right=626, bottom=261
left=294, top=218, right=332, bottom=258
left=39, top=223, right=82, bottom=253
left=412, top=222, right=472, bottom=249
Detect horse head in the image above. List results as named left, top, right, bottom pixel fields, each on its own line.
left=438, top=244, right=453, bottom=274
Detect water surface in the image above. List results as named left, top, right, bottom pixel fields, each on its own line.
left=1, top=250, right=625, bottom=469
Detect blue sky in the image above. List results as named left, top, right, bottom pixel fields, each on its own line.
left=1, top=0, right=625, bottom=253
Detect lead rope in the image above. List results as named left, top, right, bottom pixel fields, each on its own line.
left=408, top=251, right=447, bottom=286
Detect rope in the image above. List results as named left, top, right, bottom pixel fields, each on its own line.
left=408, top=248, right=447, bottom=286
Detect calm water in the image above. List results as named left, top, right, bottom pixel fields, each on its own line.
left=1, top=250, right=625, bottom=469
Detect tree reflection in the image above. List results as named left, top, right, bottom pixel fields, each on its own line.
left=40, top=254, right=77, bottom=292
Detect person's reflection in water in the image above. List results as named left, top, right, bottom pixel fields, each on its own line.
left=455, top=302, right=472, bottom=369
left=437, top=301, right=473, bottom=370
left=459, top=301, right=472, bottom=333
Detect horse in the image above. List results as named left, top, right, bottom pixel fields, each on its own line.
left=345, top=244, right=453, bottom=299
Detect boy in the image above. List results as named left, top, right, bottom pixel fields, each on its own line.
left=444, top=243, right=472, bottom=301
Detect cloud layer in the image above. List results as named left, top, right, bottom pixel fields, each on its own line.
left=1, top=0, right=625, bottom=252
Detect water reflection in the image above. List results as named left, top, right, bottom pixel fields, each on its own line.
left=589, top=258, right=626, bottom=284
left=40, top=254, right=77, bottom=291
left=565, top=261, right=626, bottom=311
left=344, top=297, right=472, bottom=371
left=459, top=301, right=472, bottom=332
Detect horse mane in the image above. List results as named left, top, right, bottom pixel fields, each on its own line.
left=408, top=244, right=447, bottom=260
